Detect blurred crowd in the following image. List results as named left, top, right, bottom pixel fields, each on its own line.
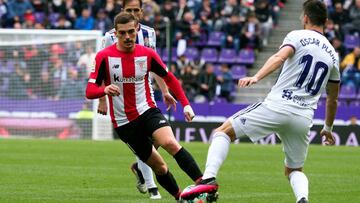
left=0, top=0, right=288, bottom=102
left=324, top=0, right=360, bottom=92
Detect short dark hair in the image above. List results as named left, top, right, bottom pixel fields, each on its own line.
left=123, top=0, right=142, bottom=8
left=114, top=12, right=138, bottom=29
left=303, top=0, right=327, bottom=26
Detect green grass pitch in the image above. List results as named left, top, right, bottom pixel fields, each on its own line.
left=0, top=139, right=359, bottom=203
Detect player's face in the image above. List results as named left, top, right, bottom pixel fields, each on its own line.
left=124, top=0, right=143, bottom=21
left=115, top=21, right=137, bottom=52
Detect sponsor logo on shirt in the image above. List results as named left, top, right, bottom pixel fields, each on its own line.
left=113, top=74, right=145, bottom=83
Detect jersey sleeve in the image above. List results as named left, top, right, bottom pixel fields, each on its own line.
left=279, top=31, right=299, bottom=53
left=329, top=60, right=341, bottom=83
left=101, top=31, right=116, bottom=50
left=148, top=28, right=156, bottom=49
left=86, top=52, right=106, bottom=99
left=148, top=48, right=189, bottom=107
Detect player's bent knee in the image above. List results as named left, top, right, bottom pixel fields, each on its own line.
left=214, top=122, right=236, bottom=142
left=152, top=162, right=168, bottom=175
left=160, top=138, right=181, bottom=155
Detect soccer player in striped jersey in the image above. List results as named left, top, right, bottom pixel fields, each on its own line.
left=97, top=0, right=174, bottom=199
left=87, top=12, right=203, bottom=201
left=181, top=1, right=340, bottom=203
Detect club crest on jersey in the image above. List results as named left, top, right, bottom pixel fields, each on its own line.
left=135, top=56, right=147, bottom=73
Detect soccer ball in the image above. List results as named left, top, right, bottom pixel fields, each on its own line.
left=179, top=185, right=208, bottom=203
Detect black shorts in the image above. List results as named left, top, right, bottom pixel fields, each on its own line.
left=114, top=108, right=170, bottom=162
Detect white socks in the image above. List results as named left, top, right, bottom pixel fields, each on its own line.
left=289, top=171, right=309, bottom=202
left=203, top=132, right=231, bottom=180
left=136, top=157, right=157, bottom=189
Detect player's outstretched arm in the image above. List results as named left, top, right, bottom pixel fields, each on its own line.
left=320, top=82, right=340, bottom=145
left=238, top=46, right=294, bottom=88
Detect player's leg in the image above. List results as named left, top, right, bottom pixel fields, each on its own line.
left=135, top=157, right=161, bottom=199
left=181, top=102, right=279, bottom=200
left=130, top=159, right=147, bottom=194
left=115, top=125, right=180, bottom=200
left=152, top=126, right=203, bottom=182
left=279, top=114, right=311, bottom=203
left=145, top=147, right=181, bottom=200
left=145, top=108, right=203, bottom=182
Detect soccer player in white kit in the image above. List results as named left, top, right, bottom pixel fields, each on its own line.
left=181, top=1, right=340, bottom=203
left=96, top=0, right=176, bottom=199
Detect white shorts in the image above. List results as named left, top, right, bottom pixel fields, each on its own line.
left=229, top=102, right=313, bottom=168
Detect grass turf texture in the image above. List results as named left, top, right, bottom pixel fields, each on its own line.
left=0, top=139, right=359, bottom=203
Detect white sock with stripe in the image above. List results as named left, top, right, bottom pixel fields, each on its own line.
left=289, top=171, right=309, bottom=202
left=203, top=132, right=231, bottom=180
left=137, top=157, right=157, bottom=189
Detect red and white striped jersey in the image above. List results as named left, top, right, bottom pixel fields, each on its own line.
left=87, top=44, right=189, bottom=127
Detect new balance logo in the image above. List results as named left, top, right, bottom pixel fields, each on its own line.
left=159, top=120, right=166, bottom=124
left=112, top=64, right=120, bottom=69
left=240, top=118, right=246, bottom=125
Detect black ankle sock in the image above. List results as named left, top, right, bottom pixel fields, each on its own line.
left=155, top=170, right=179, bottom=198
left=173, top=147, right=203, bottom=182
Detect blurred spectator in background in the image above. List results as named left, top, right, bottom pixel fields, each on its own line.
left=55, top=68, right=84, bottom=100
left=76, top=100, right=94, bottom=119
left=161, top=0, right=176, bottom=22
left=342, top=0, right=360, bottom=36
left=142, top=0, right=160, bottom=25
left=180, top=65, right=198, bottom=101
left=68, top=41, right=84, bottom=64
left=77, top=45, right=96, bottom=76
left=255, top=0, right=273, bottom=46
left=74, top=8, right=94, bottom=30
left=103, top=0, right=122, bottom=21
left=189, top=57, right=205, bottom=75
left=340, top=47, right=360, bottom=88
left=38, top=69, right=55, bottom=99
left=324, top=19, right=341, bottom=42
left=241, top=12, right=261, bottom=50
left=7, top=0, right=34, bottom=26
left=50, top=57, right=68, bottom=97
left=81, top=0, right=102, bottom=19
left=176, top=54, right=190, bottom=72
left=94, top=9, right=112, bottom=34
left=8, top=63, right=31, bottom=99
left=0, top=0, right=9, bottom=27
left=330, top=2, right=349, bottom=38
left=222, top=14, right=242, bottom=53
left=176, top=0, right=190, bottom=22
left=153, top=12, right=167, bottom=48
left=217, top=63, right=233, bottom=102
left=331, top=37, right=346, bottom=59
left=22, top=12, right=36, bottom=29
left=198, top=63, right=217, bottom=102
left=52, top=15, right=72, bottom=29
left=176, top=11, right=194, bottom=41
left=24, top=45, right=47, bottom=98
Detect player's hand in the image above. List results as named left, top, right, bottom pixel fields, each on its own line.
left=97, top=97, right=108, bottom=115
left=104, top=84, right=120, bottom=97
left=163, top=92, right=177, bottom=111
left=238, top=76, right=259, bottom=88
left=183, top=105, right=195, bottom=122
left=320, top=129, right=335, bottom=145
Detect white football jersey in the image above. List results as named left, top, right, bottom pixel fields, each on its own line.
left=264, top=29, right=340, bottom=119
left=101, top=23, right=156, bottom=50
